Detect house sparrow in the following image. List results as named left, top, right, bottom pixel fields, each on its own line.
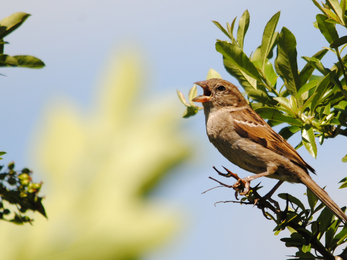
left=192, top=78, right=347, bottom=224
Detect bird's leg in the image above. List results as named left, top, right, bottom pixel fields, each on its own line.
left=212, top=166, right=246, bottom=199
left=233, top=164, right=278, bottom=196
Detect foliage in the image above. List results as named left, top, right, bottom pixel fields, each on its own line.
left=178, top=0, right=347, bottom=259
left=0, top=12, right=45, bottom=68
left=0, top=49, right=189, bottom=259
left=0, top=162, right=46, bottom=224
left=0, top=12, right=46, bottom=225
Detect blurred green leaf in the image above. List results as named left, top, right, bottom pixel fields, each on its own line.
left=237, top=10, right=250, bottom=50
left=275, top=27, right=301, bottom=97
left=260, top=11, right=280, bottom=71
left=182, top=106, right=199, bottom=118
left=188, top=85, right=197, bottom=105
left=0, top=12, right=30, bottom=39
left=316, top=14, right=339, bottom=44
left=342, top=155, right=347, bottom=163
left=339, top=177, right=347, bottom=188
left=206, top=68, right=222, bottom=79
left=176, top=89, right=188, bottom=106
left=302, top=124, right=317, bottom=158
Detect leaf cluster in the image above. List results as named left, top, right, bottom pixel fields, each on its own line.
left=179, top=1, right=347, bottom=161
left=0, top=12, right=45, bottom=68
left=0, top=162, right=46, bottom=224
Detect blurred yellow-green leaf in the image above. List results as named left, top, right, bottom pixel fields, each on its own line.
left=0, top=48, right=190, bottom=259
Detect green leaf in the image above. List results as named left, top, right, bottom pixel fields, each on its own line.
left=299, top=49, right=328, bottom=85
left=188, top=85, right=198, bottom=105
left=256, top=107, right=302, bottom=126
left=260, top=11, right=280, bottom=71
left=330, top=35, right=347, bottom=48
left=0, top=12, right=31, bottom=39
left=206, top=68, right=222, bottom=79
left=334, top=227, right=347, bottom=246
left=182, top=106, right=199, bottom=118
left=296, top=80, right=318, bottom=100
left=237, top=10, right=250, bottom=50
left=316, top=14, right=339, bottom=44
left=342, top=155, right=347, bottom=163
left=0, top=54, right=18, bottom=66
left=310, top=72, right=332, bottom=113
left=327, top=0, right=345, bottom=25
left=227, top=17, right=237, bottom=44
left=13, top=55, right=45, bottom=68
left=273, top=97, right=296, bottom=116
left=306, top=187, right=318, bottom=210
left=316, top=207, right=334, bottom=233
left=301, top=243, right=311, bottom=253
left=301, top=56, right=328, bottom=75
left=275, top=27, right=301, bottom=97
left=176, top=89, right=189, bottom=106
left=212, top=21, right=231, bottom=40
left=278, top=125, right=301, bottom=140
left=302, top=124, right=317, bottom=158
left=278, top=193, right=306, bottom=211
left=334, top=100, right=347, bottom=110
left=253, top=59, right=278, bottom=87
left=216, top=40, right=262, bottom=82
left=300, top=92, right=317, bottom=114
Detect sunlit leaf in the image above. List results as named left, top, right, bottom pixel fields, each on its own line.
left=212, top=20, right=231, bottom=40
left=237, top=10, right=250, bottom=50
left=216, top=40, right=262, bottom=82
left=260, top=11, right=280, bottom=71
left=0, top=12, right=30, bottom=38
left=316, top=14, right=339, bottom=44
left=206, top=68, right=222, bottom=79
left=302, top=124, right=317, bottom=158
left=275, top=27, right=301, bottom=97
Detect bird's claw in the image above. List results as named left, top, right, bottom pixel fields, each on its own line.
left=212, top=166, right=251, bottom=196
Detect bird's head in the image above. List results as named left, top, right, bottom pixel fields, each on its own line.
left=192, top=78, right=248, bottom=108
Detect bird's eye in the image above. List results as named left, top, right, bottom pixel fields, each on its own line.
left=216, top=85, right=226, bottom=91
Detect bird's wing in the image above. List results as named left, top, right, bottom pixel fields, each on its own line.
left=231, top=107, right=315, bottom=174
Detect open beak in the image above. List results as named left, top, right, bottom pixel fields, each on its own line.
left=192, top=80, right=211, bottom=103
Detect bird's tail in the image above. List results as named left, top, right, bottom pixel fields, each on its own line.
left=301, top=175, right=347, bottom=225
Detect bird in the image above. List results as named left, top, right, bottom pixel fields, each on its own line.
left=192, top=78, right=347, bottom=224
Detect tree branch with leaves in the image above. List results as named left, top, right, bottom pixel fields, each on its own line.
left=178, top=0, right=347, bottom=259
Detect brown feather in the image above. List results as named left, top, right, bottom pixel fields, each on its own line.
left=231, top=107, right=315, bottom=174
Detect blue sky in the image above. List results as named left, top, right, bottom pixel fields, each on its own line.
left=1, top=1, right=347, bottom=259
